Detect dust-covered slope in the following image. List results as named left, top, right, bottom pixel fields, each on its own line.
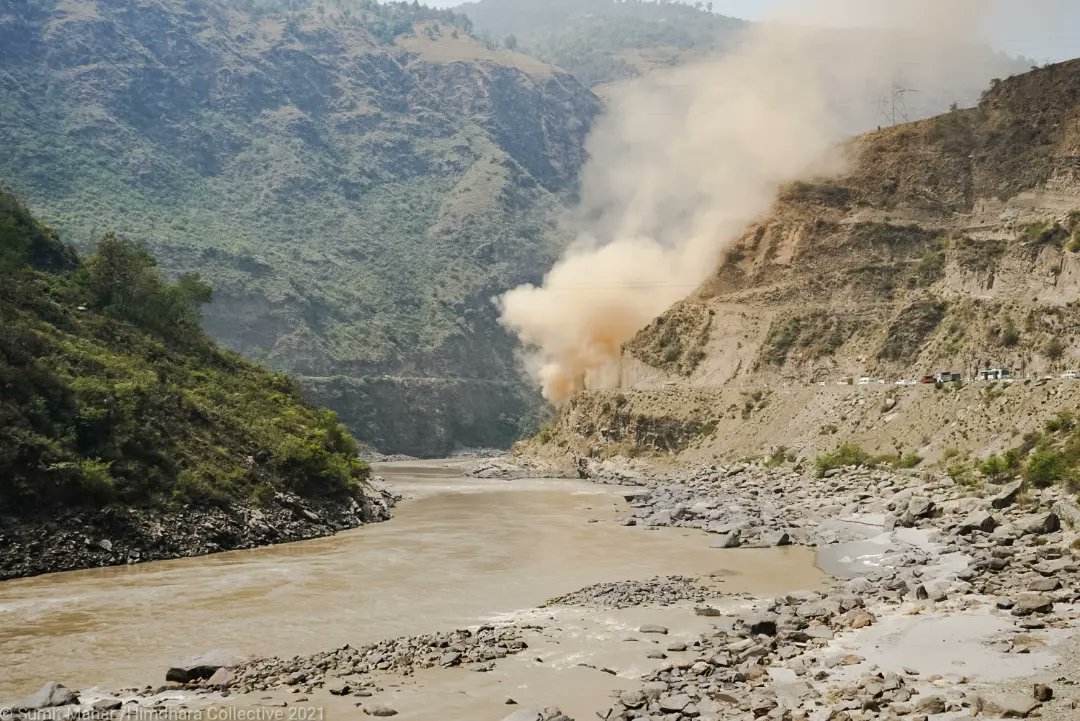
left=534, top=59, right=1080, bottom=466
left=0, top=0, right=602, bottom=456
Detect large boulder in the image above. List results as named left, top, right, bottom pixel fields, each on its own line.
left=1011, top=594, right=1054, bottom=616
left=979, top=693, right=1041, bottom=718
left=958, top=510, right=998, bottom=533
left=166, top=650, right=248, bottom=684
left=1017, top=512, right=1060, bottom=536
left=991, top=481, right=1023, bottom=509
left=907, top=496, right=935, bottom=518
left=10, top=682, right=78, bottom=711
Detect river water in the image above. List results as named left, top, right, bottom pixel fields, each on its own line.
left=0, top=460, right=825, bottom=712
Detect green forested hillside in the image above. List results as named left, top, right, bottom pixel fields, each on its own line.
left=458, top=0, right=746, bottom=87
left=0, top=0, right=601, bottom=455
left=0, top=192, right=370, bottom=513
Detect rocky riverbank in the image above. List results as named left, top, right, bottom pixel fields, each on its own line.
left=585, top=461, right=1080, bottom=720
left=7, top=461, right=1080, bottom=720
left=0, top=484, right=397, bottom=581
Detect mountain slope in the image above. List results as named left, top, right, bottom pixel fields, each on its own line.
left=458, top=0, right=746, bottom=88
left=0, top=0, right=602, bottom=455
left=0, top=190, right=376, bottom=510
left=531, top=59, right=1080, bottom=467
left=0, top=191, right=395, bottom=577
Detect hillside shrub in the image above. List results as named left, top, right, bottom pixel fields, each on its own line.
left=1024, top=450, right=1068, bottom=488
left=979, top=453, right=1017, bottom=483
left=814, top=443, right=872, bottom=477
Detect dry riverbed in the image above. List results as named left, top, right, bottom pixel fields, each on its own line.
left=3, top=459, right=1080, bottom=720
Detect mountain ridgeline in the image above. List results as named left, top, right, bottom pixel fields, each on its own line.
left=0, top=0, right=602, bottom=456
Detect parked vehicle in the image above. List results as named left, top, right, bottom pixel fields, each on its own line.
left=1062, top=370, right=1080, bottom=380
left=858, top=377, right=873, bottom=385
left=919, top=375, right=936, bottom=384
left=980, top=368, right=1013, bottom=381
left=934, top=371, right=962, bottom=383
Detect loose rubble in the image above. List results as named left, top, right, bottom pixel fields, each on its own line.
left=543, top=576, right=718, bottom=609
left=592, top=460, right=1080, bottom=720
left=227, top=626, right=533, bottom=695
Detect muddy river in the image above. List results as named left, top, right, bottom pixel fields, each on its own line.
left=0, top=461, right=826, bottom=714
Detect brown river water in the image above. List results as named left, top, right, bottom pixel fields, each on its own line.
left=0, top=460, right=825, bottom=715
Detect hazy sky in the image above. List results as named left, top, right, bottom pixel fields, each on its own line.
left=710, top=0, right=1079, bottom=62
left=430, top=0, right=1078, bottom=64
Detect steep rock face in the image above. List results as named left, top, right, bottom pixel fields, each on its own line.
left=0, top=0, right=602, bottom=455
left=534, top=60, right=1080, bottom=464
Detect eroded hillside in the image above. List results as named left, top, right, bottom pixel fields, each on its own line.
left=0, top=0, right=601, bottom=455
left=531, top=59, right=1080, bottom=468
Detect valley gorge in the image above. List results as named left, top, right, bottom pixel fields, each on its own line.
left=3, top=2, right=1080, bottom=720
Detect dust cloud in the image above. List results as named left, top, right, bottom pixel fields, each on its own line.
left=498, top=0, right=1029, bottom=404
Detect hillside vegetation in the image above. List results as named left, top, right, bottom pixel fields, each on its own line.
left=0, top=0, right=601, bottom=455
left=0, top=192, right=371, bottom=514
left=459, top=0, right=745, bottom=87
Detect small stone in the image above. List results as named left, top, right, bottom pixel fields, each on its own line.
left=638, top=624, right=669, bottom=635
left=914, top=696, right=946, bottom=714
left=658, top=694, right=691, bottom=712
left=325, top=679, right=350, bottom=696
left=364, top=705, right=398, bottom=717
left=1033, top=684, right=1053, bottom=702
left=710, top=532, right=741, bottom=549
left=619, top=690, right=646, bottom=709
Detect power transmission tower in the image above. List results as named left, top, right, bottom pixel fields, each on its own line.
left=876, top=80, right=917, bottom=127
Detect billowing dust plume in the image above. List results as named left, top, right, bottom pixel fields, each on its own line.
left=498, top=0, right=1027, bottom=404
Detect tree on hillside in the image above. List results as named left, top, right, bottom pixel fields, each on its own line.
left=89, top=234, right=212, bottom=343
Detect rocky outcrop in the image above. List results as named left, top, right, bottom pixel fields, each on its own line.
left=0, top=487, right=396, bottom=581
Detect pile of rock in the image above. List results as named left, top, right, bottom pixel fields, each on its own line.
left=543, top=576, right=717, bottom=609
left=230, top=625, right=533, bottom=695
left=599, top=587, right=1061, bottom=720
left=593, top=461, right=1080, bottom=719
left=621, top=463, right=939, bottom=548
